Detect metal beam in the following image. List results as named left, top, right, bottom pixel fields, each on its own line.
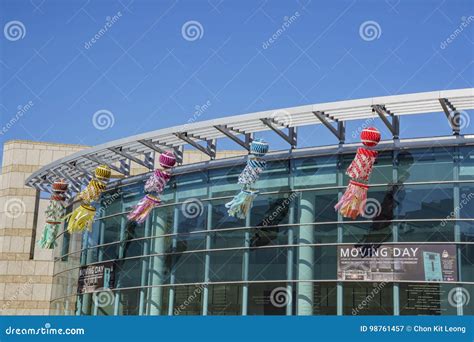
left=372, top=105, right=400, bottom=139
left=139, top=139, right=183, bottom=165
left=214, top=125, right=251, bottom=151
left=108, top=147, right=153, bottom=170
left=260, top=118, right=297, bottom=148
left=439, top=98, right=460, bottom=135
left=313, top=111, right=345, bottom=143
left=50, top=167, right=82, bottom=193
left=174, top=132, right=216, bottom=159
left=82, top=154, right=127, bottom=175
left=138, top=139, right=167, bottom=154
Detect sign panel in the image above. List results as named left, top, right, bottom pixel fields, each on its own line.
left=337, top=244, right=457, bottom=282
left=77, top=261, right=115, bottom=294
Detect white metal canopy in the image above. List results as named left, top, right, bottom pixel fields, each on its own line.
left=25, top=88, right=474, bottom=193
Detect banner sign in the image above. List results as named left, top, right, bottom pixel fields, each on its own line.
left=77, top=261, right=115, bottom=294
left=337, top=244, right=457, bottom=282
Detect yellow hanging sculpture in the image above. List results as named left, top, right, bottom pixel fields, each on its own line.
left=65, top=165, right=111, bottom=233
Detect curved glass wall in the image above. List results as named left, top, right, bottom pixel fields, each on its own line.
left=51, top=143, right=474, bottom=315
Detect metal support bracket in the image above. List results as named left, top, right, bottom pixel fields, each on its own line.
left=174, top=132, right=216, bottom=159
left=313, top=111, right=345, bottom=144
left=108, top=147, right=154, bottom=170
left=214, top=125, right=252, bottom=151
left=372, top=105, right=400, bottom=139
left=139, top=139, right=183, bottom=165
left=439, top=98, right=460, bottom=135
left=260, top=118, right=297, bottom=148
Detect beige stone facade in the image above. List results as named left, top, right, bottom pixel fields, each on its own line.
left=0, top=139, right=244, bottom=315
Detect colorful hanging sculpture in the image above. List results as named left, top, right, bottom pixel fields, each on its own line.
left=225, top=138, right=269, bottom=219
left=37, top=180, right=69, bottom=249
left=66, top=165, right=111, bottom=233
left=128, top=151, right=176, bottom=224
left=335, top=127, right=381, bottom=219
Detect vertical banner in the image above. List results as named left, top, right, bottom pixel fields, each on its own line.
left=337, top=245, right=457, bottom=281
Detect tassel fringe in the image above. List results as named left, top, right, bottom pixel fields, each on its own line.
left=37, top=222, right=60, bottom=249
left=65, top=204, right=96, bottom=233
left=225, top=189, right=258, bottom=219
left=334, top=180, right=368, bottom=219
left=127, top=194, right=161, bottom=224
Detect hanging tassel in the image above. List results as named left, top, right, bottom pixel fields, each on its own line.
left=38, top=222, right=61, bottom=249
left=334, top=180, right=369, bottom=219
left=127, top=194, right=161, bottom=224
left=66, top=204, right=96, bottom=233
left=225, top=189, right=259, bottom=219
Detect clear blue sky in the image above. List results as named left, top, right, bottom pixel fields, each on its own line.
left=0, top=0, right=473, bottom=161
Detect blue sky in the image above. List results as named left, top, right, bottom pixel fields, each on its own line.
left=0, top=0, right=473, bottom=160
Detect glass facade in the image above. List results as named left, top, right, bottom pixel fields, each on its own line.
left=50, top=142, right=474, bottom=315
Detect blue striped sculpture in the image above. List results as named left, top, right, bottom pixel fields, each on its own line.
left=225, top=139, right=269, bottom=219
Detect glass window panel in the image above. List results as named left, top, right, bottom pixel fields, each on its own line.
left=207, top=284, right=242, bottom=315
left=211, top=199, right=243, bottom=230
left=396, top=184, right=453, bottom=219
left=173, top=285, right=204, bottom=315
left=298, top=189, right=338, bottom=223
left=460, top=244, right=474, bottom=282
left=248, top=282, right=289, bottom=315
left=459, top=185, right=474, bottom=219
left=173, top=252, right=205, bottom=283
left=209, top=249, right=243, bottom=282
left=177, top=202, right=207, bottom=234
left=398, top=221, right=454, bottom=242
left=397, top=148, right=454, bottom=182
left=209, top=165, right=243, bottom=197
left=459, top=221, right=474, bottom=242
left=312, top=282, right=337, bottom=315
left=257, top=160, right=290, bottom=192
left=459, top=146, right=474, bottom=180
left=211, top=229, right=245, bottom=249
left=250, top=193, right=296, bottom=227
left=93, top=290, right=116, bottom=316
left=249, top=226, right=290, bottom=247
left=248, top=247, right=289, bottom=281
left=294, top=246, right=336, bottom=281
left=399, top=283, right=458, bottom=315
left=293, top=155, right=338, bottom=189
left=369, top=152, right=393, bottom=184
left=145, top=285, right=169, bottom=315
left=312, top=224, right=338, bottom=244
left=151, top=205, right=174, bottom=236
left=176, top=232, right=207, bottom=252
left=117, top=289, right=140, bottom=315
left=344, top=282, right=393, bottom=315
left=343, top=222, right=392, bottom=244
left=175, top=172, right=208, bottom=200
left=115, top=258, right=143, bottom=288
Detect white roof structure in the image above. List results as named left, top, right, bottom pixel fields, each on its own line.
left=26, top=88, right=474, bottom=193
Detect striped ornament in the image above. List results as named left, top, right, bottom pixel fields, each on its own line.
left=361, top=127, right=381, bottom=147
left=159, top=151, right=177, bottom=169
left=95, top=165, right=112, bottom=180
left=346, top=148, right=378, bottom=182
left=250, top=139, right=269, bottom=157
